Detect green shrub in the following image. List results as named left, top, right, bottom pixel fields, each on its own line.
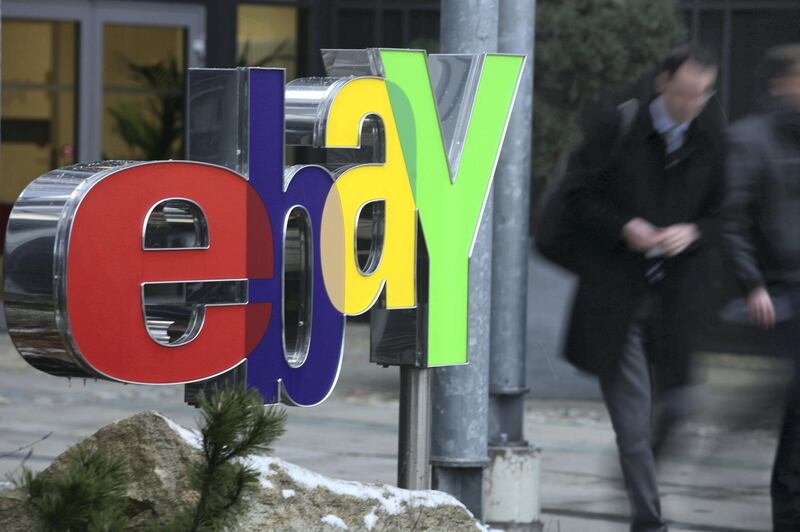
left=166, top=386, right=287, bottom=532
left=534, top=0, right=685, bottom=186
left=20, top=443, right=130, bottom=531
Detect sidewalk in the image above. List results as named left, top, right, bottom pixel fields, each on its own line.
left=0, top=324, right=778, bottom=531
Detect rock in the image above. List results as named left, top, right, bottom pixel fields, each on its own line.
left=237, top=455, right=484, bottom=531
left=0, top=411, right=485, bottom=531
left=0, top=411, right=197, bottom=531
left=0, top=490, right=40, bottom=531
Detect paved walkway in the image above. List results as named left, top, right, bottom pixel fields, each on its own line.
left=0, top=325, right=782, bottom=531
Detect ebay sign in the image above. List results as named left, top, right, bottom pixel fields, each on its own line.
left=3, top=49, right=524, bottom=406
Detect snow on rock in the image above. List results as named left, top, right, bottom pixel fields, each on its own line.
left=156, top=412, right=202, bottom=449
left=159, top=413, right=467, bottom=515
left=156, top=413, right=483, bottom=531
left=476, top=524, right=506, bottom=532
left=244, top=454, right=468, bottom=515
left=363, top=507, right=379, bottom=530
left=321, top=514, right=349, bottom=529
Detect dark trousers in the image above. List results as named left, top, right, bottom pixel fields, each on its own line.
left=600, top=297, right=696, bottom=532
left=600, top=300, right=667, bottom=532
left=600, top=319, right=667, bottom=532
left=772, top=285, right=800, bottom=531
left=772, top=374, right=800, bottom=531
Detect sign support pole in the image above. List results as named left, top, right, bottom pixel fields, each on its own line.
left=397, top=366, right=431, bottom=489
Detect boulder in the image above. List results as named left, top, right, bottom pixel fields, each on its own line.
left=0, top=411, right=486, bottom=531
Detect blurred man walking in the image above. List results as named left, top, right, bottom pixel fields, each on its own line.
left=556, top=44, right=724, bottom=532
left=723, top=44, right=800, bottom=532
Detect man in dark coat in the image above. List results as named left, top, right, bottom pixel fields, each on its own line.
left=562, top=45, right=724, bottom=532
left=723, top=44, right=800, bottom=532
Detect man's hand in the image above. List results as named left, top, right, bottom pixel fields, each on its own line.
left=747, top=286, right=775, bottom=329
left=622, top=218, right=661, bottom=252
left=657, top=223, right=700, bottom=257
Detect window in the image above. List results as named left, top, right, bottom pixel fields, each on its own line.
left=333, top=5, right=439, bottom=51
left=238, top=5, right=300, bottom=80
left=102, top=24, right=186, bottom=160
left=408, top=10, right=439, bottom=52
left=337, top=9, right=376, bottom=49
left=1, top=20, right=78, bottom=217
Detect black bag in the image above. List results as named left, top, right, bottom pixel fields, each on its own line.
left=534, top=99, right=639, bottom=272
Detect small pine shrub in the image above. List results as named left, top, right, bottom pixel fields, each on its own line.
left=14, top=385, right=286, bottom=532
left=166, top=386, right=287, bottom=532
left=19, top=443, right=130, bottom=531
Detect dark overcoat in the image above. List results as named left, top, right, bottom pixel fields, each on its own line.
left=562, top=100, right=726, bottom=389
left=724, top=104, right=800, bottom=292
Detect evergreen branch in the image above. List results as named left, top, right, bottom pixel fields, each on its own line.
left=0, top=431, right=52, bottom=461
left=18, top=442, right=131, bottom=531
left=184, top=385, right=287, bottom=532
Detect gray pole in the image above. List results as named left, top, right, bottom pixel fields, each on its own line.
left=432, top=0, right=498, bottom=521
left=485, top=2, right=542, bottom=530
left=490, top=0, right=535, bottom=448
left=440, top=0, right=499, bottom=55
left=397, top=366, right=431, bottom=489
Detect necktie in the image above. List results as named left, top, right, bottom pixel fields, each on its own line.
left=663, top=124, right=683, bottom=153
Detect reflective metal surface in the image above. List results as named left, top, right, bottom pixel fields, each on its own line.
left=355, top=200, right=385, bottom=275
left=285, top=77, right=350, bottom=147
left=321, top=48, right=384, bottom=78
left=285, top=75, right=385, bottom=169
left=283, top=206, right=312, bottom=368
left=142, top=279, right=248, bottom=346
left=187, top=68, right=249, bottom=175
left=3, top=161, right=137, bottom=377
left=143, top=198, right=209, bottom=250
left=327, top=116, right=385, bottom=171
left=427, top=54, right=483, bottom=178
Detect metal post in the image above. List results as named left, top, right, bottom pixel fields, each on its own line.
left=432, top=0, right=498, bottom=520
left=486, top=2, right=541, bottom=530
left=440, top=0, right=499, bottom=56
left=398, top=366, right=431, bottom=489
left=431, top=193, right=494, bottom=517
left=491, top=0, right=535, bottom=448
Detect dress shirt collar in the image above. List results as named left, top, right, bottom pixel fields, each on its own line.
left=650, top=95, right=690, bottom=152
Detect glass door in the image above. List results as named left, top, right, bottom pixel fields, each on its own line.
left=95, top=2, right=205, bottom=161
left=101, top=24, right=187, bottom=160
left=1, top=19, right=78, bottom=247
